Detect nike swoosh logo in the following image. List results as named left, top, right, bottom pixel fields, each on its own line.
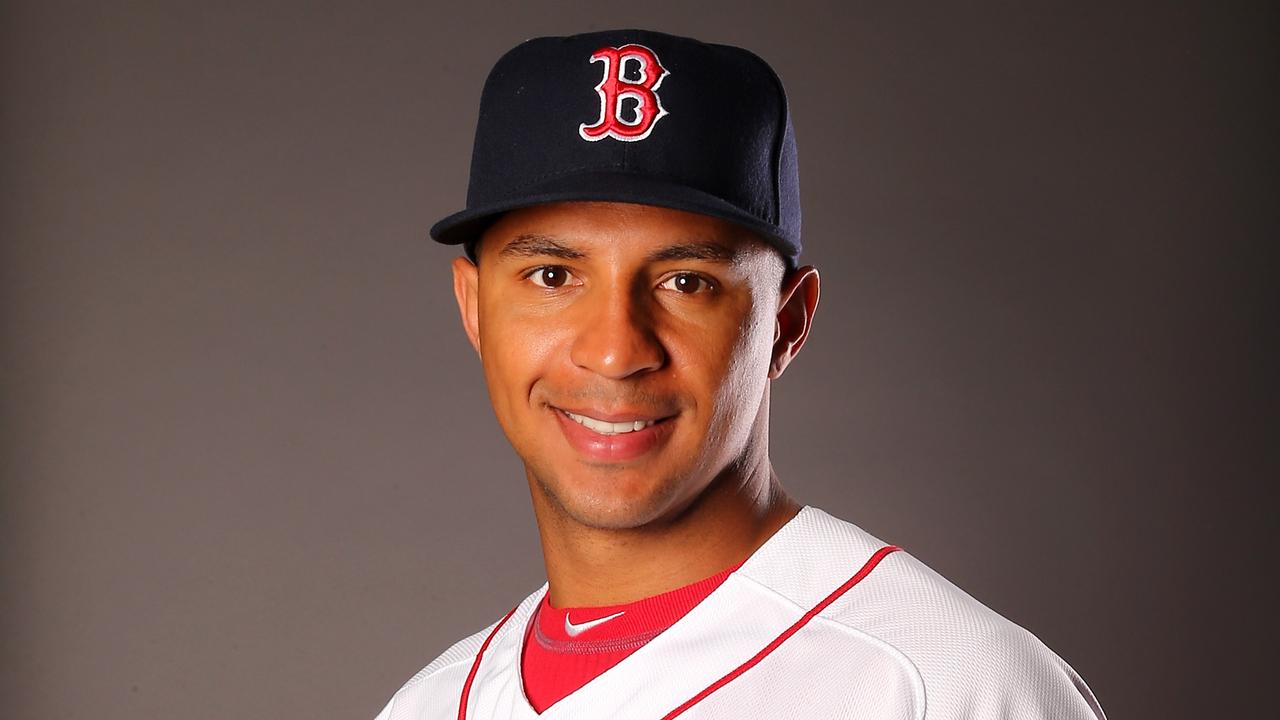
left=564, top=610, right=626, bottom=637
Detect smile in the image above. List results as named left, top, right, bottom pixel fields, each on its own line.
left=551, top=406, right=678, bottom=462
left=562, top=411, right=659, bottom=436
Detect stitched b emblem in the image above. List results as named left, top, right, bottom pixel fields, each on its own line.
left=579, top=44, right=669, bottom=142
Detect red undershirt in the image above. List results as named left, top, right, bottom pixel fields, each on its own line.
left=520, top=563, right=741, bottom=713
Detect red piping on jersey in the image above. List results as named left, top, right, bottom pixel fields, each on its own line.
left=456, top=604, right=519, bottom=720
left=456, top=544, right=902, bottom=719
left=660, top=544, right=902, bottom=719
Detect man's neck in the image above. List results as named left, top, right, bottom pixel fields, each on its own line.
left=533, top=465, right=801, bottom=608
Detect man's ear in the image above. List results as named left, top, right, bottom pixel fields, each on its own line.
left=452, top=255, right=482, bottom=359
left=770, top=266, right=820, bottom=379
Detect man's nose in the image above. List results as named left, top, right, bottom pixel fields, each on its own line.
left=569, top=286, right=666, bottom=379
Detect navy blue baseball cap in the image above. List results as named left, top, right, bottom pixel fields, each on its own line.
left=429, top=29, right=802, bottom=268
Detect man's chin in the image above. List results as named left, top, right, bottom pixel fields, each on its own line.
left=531, top=469, right=688, bottom=532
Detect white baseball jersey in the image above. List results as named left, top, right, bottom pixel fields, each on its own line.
left=375, top=507, right=1106, bottom=719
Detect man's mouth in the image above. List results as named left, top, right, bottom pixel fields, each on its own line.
left=561, top=410, right=660, bottom=436
left=550, top=406, right=678, bottom=461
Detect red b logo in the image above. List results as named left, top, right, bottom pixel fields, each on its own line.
left=579, top=44, right=669, bottom=142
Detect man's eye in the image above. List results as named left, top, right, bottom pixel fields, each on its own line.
left=659, top=273, right=713, bottom=294
left=527, top=266, right=575, bottom=289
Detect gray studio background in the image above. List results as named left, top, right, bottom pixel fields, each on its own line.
left=2, top=2, right=1274, bottom=719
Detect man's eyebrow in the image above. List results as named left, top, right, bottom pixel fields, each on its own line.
left=646, top=241, right=739, bottom=263
left=497, top=234, right=586, bottom=260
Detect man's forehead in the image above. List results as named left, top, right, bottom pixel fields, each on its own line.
left=496, top=234, right=745, bottom=263
left=478, top=201, right=773, bottom=265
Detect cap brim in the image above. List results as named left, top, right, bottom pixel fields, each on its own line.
left=428, top=171, right=795, bottom=267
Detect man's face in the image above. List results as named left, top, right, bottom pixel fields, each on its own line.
left=453, top=201, right=805, bottom=530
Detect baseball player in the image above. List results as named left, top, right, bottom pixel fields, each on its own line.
left=376, top=29, right=1107, bottom=719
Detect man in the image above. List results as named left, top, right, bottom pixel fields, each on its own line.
left=376, top=29, right=1106, bottom=719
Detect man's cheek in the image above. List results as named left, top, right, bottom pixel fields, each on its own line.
left=516, top=322, right=568, bottom=366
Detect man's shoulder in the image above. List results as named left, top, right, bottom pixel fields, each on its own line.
left=777, top=507, right=1106, bottom=719
left=373, top=591, right=541, bottom=720
left=372, top=628, right=483, bottom=720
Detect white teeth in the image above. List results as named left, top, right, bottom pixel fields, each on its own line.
left=564, top=411, right=658, bottom=435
